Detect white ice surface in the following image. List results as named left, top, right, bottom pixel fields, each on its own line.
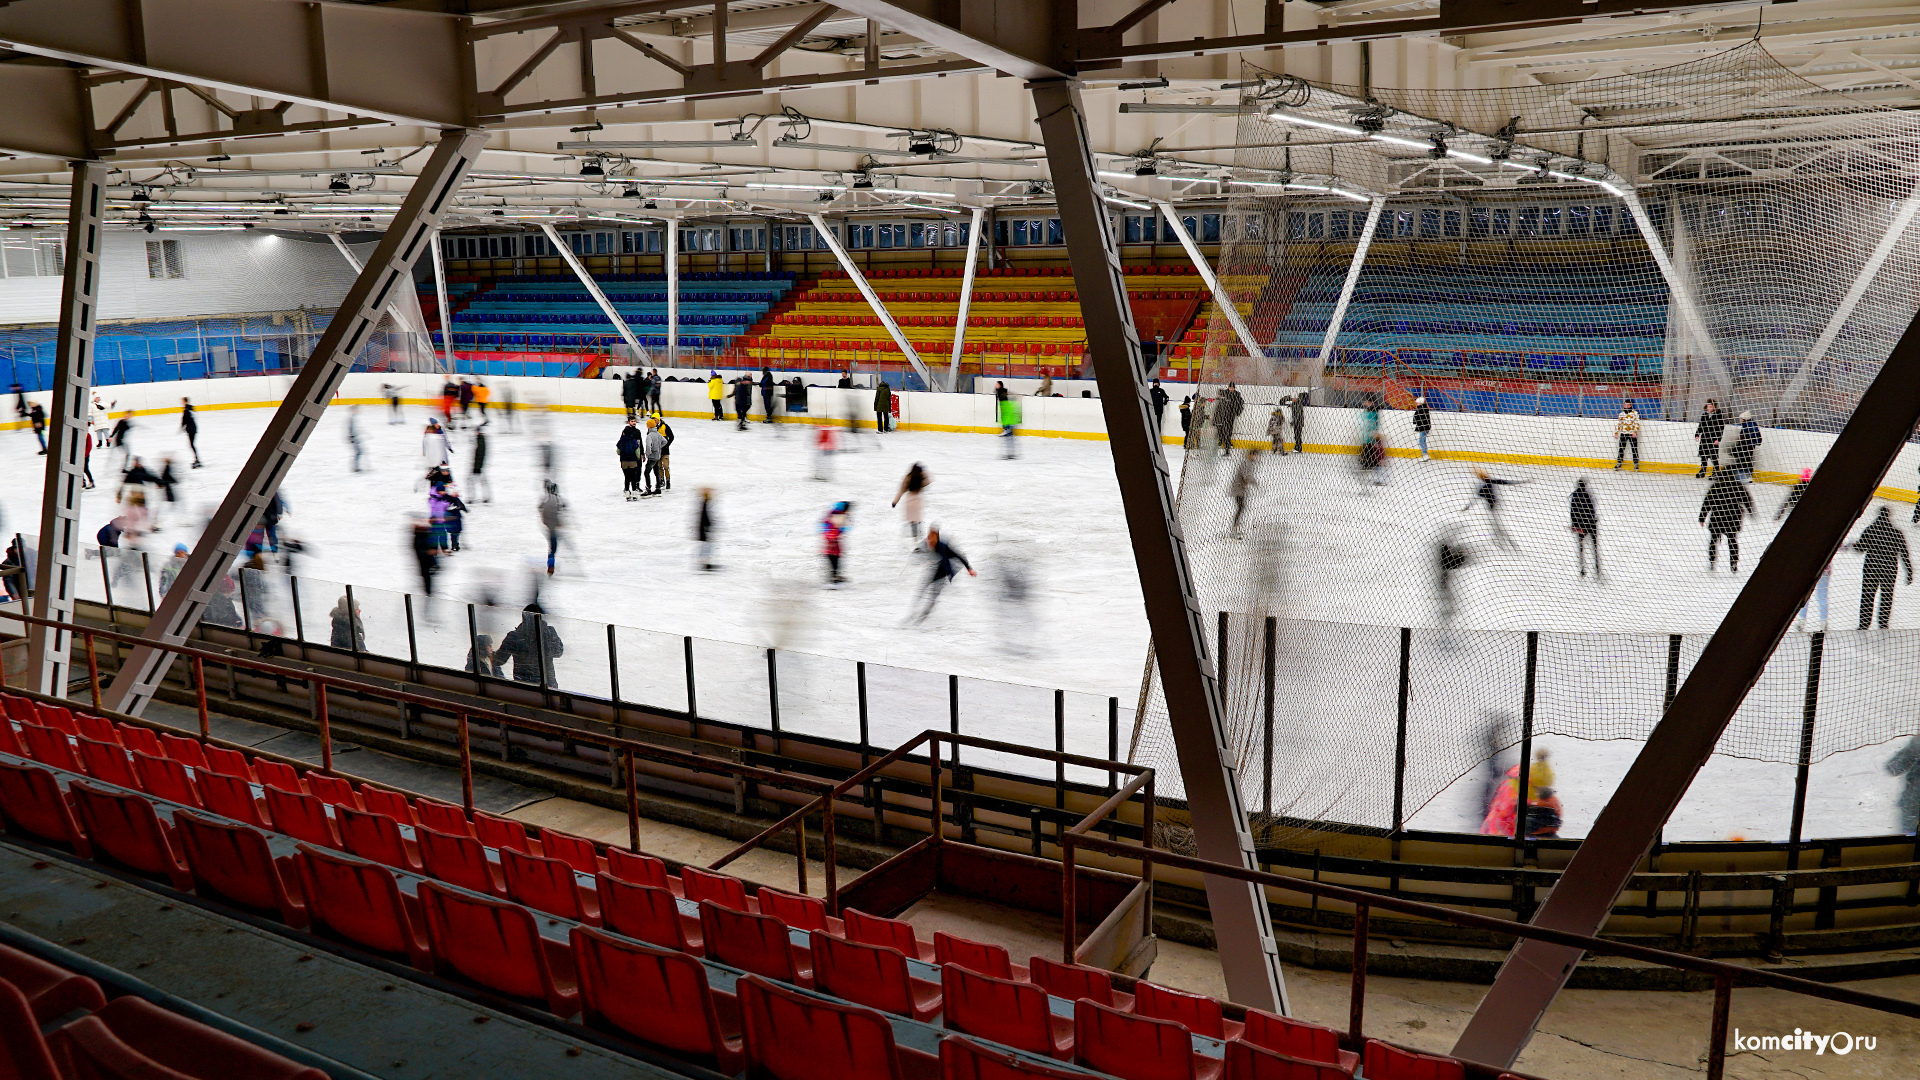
left=1, top=403, right=1911, bottom=842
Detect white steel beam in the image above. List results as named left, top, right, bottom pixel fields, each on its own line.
left=808, top=212, right=936, bottom=390
left=1312, top=195, right=1385, bottom=387
left=327, top=233, right=430, bottom=342
left=28, top=162, right=107, bottom=696
left=1775, top=178, right=1920, bottom=415
left=1618, top=186, right=1732, bottom=399
left=102, top=128, right=489, bottom=716
left=947, top=205, right=986, bottom=391
left=538, top=220, right=654, bottom=366
left=429, top=231, right=457, bottom=373
left=666, top=220, right=680, bottom=367
left=1155, top=200, right=1264, bottom=365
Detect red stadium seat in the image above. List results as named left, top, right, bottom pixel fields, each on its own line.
left=503, top=848, right=601, bottom=925
left=539, top=828, right=602, bottom=875
left=0, top=760, right=92, bottom=856
left=757, top=887, right=840, bottom=935
left=263, top=786, right=340, bottom=850
left=74, top=737, right=139, bottom=789
left=335, top=804, right=424, bottom=872
left=1242, top=1010, right=1357, bottom=1075
left=843, top=908, right=932, bottom=961
left=738, top=974, right=920, bottom=1080
left=33, top=707, right=77, bottom=737
left=571, top=927, right=743, bottom=1072
left=605, top=847, right=676, bottom=892
left=1075, top=999, right=1220, bottom=1080
left=20, top=724, right=82, bottom=773
left=74, top=714, right=119, bottom=745
left=417, top=881, right=580, bottom=1016
left=1225, top=1040, right=1353, bottom=1080
left=1135, top=981, right=1242, bottom=1040
left=116, top=725, right=163, bottom=758
left=201, top=745, right=256, bottom=783
left=934, top=932, right=1021, bottom=981
left=253, top=759, right=304, bottom=795
left=130, top=751, right=202, bottom=808
left=681, top=865, right=752, bottom=912
left=699, top=900, right=813, bottom=987
left=293, top=844, right=431, bottom=969
left=1028, top=955, right=1132, bottom=1009
left=357, top=785, right=416, bottom=826
left=0, top=941, right=106, bottom=1023
left=157, top=732, right=211, bottom=771
left=66, top=779, right=194, bottom=891
left=0, top=716, right=21, bottom=757
left=0, top=979, right=65, bottom=1080
left=475, top=811, right=531, bottom=854
left=942, top=964, right=1070, bottom=1059
left=414, top=798, right=474, bottom=838
left=304, top=773, right=362, bottom=811
left=941, top=1036, right=1091, bottom=1080
left=197, top=770, right=272, bottom=830
left=50, top=994, right=329, bottom=1080
left=810, top=932, right=940, bottom=1021
left=597, top=874, right=703, bottom=954
left=172, top=809, right=309, bottom=927
left=1361, top=1041, right=1465, bottom=1080
left=418, top=826, right=508, bottom=897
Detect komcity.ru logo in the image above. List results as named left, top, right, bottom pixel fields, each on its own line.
left=1731, top=1029, right=1877, bottom=1055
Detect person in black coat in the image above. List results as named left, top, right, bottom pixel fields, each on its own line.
left=28, top=401, right=46, bottom=454
left=1212, top=383, right=1245, bottom=456
left=1569, top=478, right=1600, bottom=578
left=1149, top=379, right=1169, bottom=436
left=329, top=595, right=366, bottom=652
left=1693, top=399, right=1725, bottom=478
left=760, top=368, right=777, bottom=423
left=733, top=375, right=754, bottom=430
left=497, top=603, right=566, bottom=687
left=1288, top=391, right=1307, bottom=455
left=179, top=398, right=201, bottom=467
left=621, top=371, right=641, bottom=420
left=1412, top=396, right=1433, bottom=461
left=1849, top=506, right=1912, bottom=628
left=616, top=421, right=643, bottom=499
left=1698, top=473, right=1754, bottom=572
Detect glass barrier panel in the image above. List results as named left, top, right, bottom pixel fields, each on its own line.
left=612, top=624, right=690, bottom=714
left=294, top=577, right=352, bottom=650
left=1060, top=690, right=1126, bottom=787
left=956, top=676, right=1055, bottom=779
left=352, top=585, right=414, bottom=664
left=414, top=596, right=483, bottom=677
left=770, top=650, right=859, bottom=743
left=858, top=663, right=950, bottom=755
left=690, top=636, right=774, bottom=729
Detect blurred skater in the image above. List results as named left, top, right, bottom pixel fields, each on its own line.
left=1694, top=399, right=1724, bottom=478
left=875, top=380, right=893, bottom=433
left=813, top=423, right=838, bottom=481
left=539, top=480, right=568, bottom=576
left=695, top=489, right=718, bottom=572
left=909, top=527, right=976, bottom=624
left=1179, top=397, right=1193, bottom=448
left=28, top=402, right=46, bottom=454
left=1779, top=467, right=1811, bottom=520
left=1227, top=448, right=1261, bottom=538
left=999, top=392, right=1022, bottom=459
left=382, top=382, right=403, bottom=423
left=893, top=464, right=930, bottom=547
left=347, top=405, right=364, bottom=473
left=409, top=515, right=439, bottom=601
left=1729, top=411, right=1762, bottom=480
left=180, top=397, right=201, bottom=467
left=733, top=374, right=753, bottom=430
left=1466, top=469, right=1525, bottom=549
left=469, top=428, right=492, bottom=503
left=760, top=368, right=777, bottom=424
left=1570, top=478, right=1601, bottom=579
left=821, top=501, right=852, bottom=586
left=1289, top=391, right=1307, bottom=455
left=1849, top=506, right=1911, bottom=628
left=1150, top=379, right=1169, bottom=435
left=1699, top=472, right=1754, bottom=573
left=1266, top=407, right=1286, bottom=455
left=1435, top=519, right=1470, bottom=623
left=422, top=418, right=453, bottom=471
left=1482, top=748, right=1553, bottom=837
left=1886, top=737, right=1920, bottom=833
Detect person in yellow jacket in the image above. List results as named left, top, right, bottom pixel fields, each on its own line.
left=1613, top=401, right=1641, bottom=471
left=707, top=371, right=724, bottom=420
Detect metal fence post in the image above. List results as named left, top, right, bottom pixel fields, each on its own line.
left=403, top=594, right=420, bottom=671
left=607, top=624, right=621, bottom=705
left=343, top=584, right=363, bottom=672
left=141, top=551, right=156, bottom=613
left=683, top=635, right=698, bottom=729
left=1262, top=615, right=1276, bottom=818
left=289, top=576, right=305, bottom=643
left=766, top=648, right=780, bottom=734
left=1054, top=689, right=1066, bottom=810
left=1394, top=626, right=1411, bottom=838
left=1107, top=696, right=1119, bottom=796
left=948, top=673, right=959, bottom=767
left=1788, top=631, right=1824, bottom=871
left=856, top=661, right=870, bottom=766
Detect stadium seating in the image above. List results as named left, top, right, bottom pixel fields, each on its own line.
left=1027, top=955, right=1133, bottom=1010
left=48, top=995, right=330, bottom=1080
left=699, top=900, right=815, bottom=987
left=845, top=907, right=936, bottom=961
left=502, top=847, right=602, bottom=924
left=1134, top=981, right=1244, bottom=1041
left=597, top=874, right=705, bottom=954
left=0, top=942, right=107, bottom=1023
left=67, top=779, right=195, bottom=890
left=682, top=864, right=754, bottom=912
left=335, top=804, right=424, bottom=872
left=572, top=926, right=745, bottom=1072
left=1225, top=1039, right=1356, bottom=1080
left=263, top=786, right=340, bottom=849
left=1241, top=1009, right=1359, bottom=1075
left=810, top=932, right=942, bottom=1021
left=294, top=844, right=434, bottom=969
left=198, top=770, right=272, bottom=829
left=173, top=809, right=310, bottom=927
left=1362, top=1040, right=1467, bottom=1080
left=940, top=965, right=1071, bottom=1060
left=737, top=974, right=933, bottom=1080
left=445, top=272, right=795, bottom=352
left=1074, top=999, right=1220, bottom=1080
left=759, top=886, right=842, bottom=935
left=417, top=880, right=581, bottom=1016
left=417, top=826, right=508, bottom=897
left=933, top=932, right=1022, bottom=981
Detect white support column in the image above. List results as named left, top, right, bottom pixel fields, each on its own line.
left=103, top=128, right=490, bottom=717
left=1775, top=179, right=1920, bottom=415
left=1155, top=200, right=1263, bottom=365
left=28, top=161, right=106, bottom=695
left=666, top=222, right=680, bottom=368
left=429, top=230, right=456, bottom=373
left=1312, top=195, right=1385, bottom=386
left=1618, top=187, right=1730, bottom=398
left=537, top=221, right=652, bottom=365
left=947, top=205, right=986, bottom=391
left=328, top=233, right=430, bottom=341
left=808, top=212, right=936, bottom=390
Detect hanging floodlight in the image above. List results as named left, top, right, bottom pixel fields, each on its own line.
left=622, top=183, right=643, bottom=199
left=580, top=159, right=605, bottom=177
left=328, top=175, right=350, bottom=192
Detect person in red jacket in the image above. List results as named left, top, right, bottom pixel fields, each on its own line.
left=820, top=502, right=852, bottom=586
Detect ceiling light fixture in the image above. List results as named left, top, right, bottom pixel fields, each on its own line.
left=328, top=175, right=350, bottom=192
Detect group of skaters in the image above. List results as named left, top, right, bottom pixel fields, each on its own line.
left=702, top=368, right=876, bottom=431
left=1177, top=382, right=1309, bottom=458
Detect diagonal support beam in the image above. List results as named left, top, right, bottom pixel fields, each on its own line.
left=666, top=219, right=680, bottom=367
left=429, top=230, right=457, bottom=372
left=1775, top=176, right=1920, bottom=417
left=1155, top=200, right=1263, bottom=364
left=1451, top=296, right=1920, bottom=1070
left=101, top=128, right=488, bottom=717
left=1618, top=186, right=1731, bottom=400
left=1312, top=195, right=1384, bottom=386
left=809, top=212, right=936, bottom=391
left=751, top=4, right=839, bottom=69
left=28, top=161, right=108, bottom=696
left=327, top=233, right=429, bottom=342
left=947, top=205, right=986, bottom=390
left=1033, top=78, right=1288, bottom=1015
left=538, top=220, right=653, bottom=366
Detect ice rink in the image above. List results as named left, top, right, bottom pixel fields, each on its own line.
left=1, top=394, right=1913, bottom=843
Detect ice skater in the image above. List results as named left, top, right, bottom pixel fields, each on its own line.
left=1266, top=407, right=1286, bottom=455
left=1289, top=391, right=1307, bottom=455
left=347, top=405, right=364, bottom=473
left=695, top=489, right=718, bottom=572
left=617, top=419, right=643, bottom=500
left=813, top=423, right=838, bottom=481
left=893, top=463, right=930, bottom=547
left=1849, top=506, right=1911, bottom=628
left=733, top=374, right=753, bottom=430
left=539, top=480, right=568, bottom=576
left=875, top=380, right=893, bottom=433
left=760, top=368, right=777, bottom=424
left=622, top=371, right=642, bottom=420
left=1885, top=736, right=1920, bottom=834
left=708, top=371, right=725, bottom=420
left=179, top=397, right=201, bottom=467
left=909, top=527, right=976, bottom=623
left=1150, top=379, right=1169, bottom=436
left=469, top=428, right=492, bottom=503
left=382, top=382, right=403, bottom=423
left=655, top=414, right=674, bottom=491
left=1729, top=411, right=1762, bottom=480
left=27, top=402, right=45, bottom=455
left=1435, top=518, right=1470, bottom=624
left=1569, top=478, right=1601, bottom=579
left=1699, top=472, right=1754, bottom=572
left=1466, top=468, right=1527, bottom=550
left=1213, top=382, right=1244, bottom=457
left=642, top=418, right=666, bottom=496
left=1694, top=398, right=1724, bottom=478
left=1778, top=467, right=1812, bottom=520
left=1612, top=401, right=1641, bottom=470
left=409, top=515, right=439, bottom=602
left=1179, top=397, right=1193, bottom=448
left=1227, top=448, right=1261, bottom=538
left=998, top=392, right=1022, bottom=459
left=422, top=418, right=453, bottom=473
left=1412, top=396, right=1432, bottom=461
left=109, top=410, right=134, bottom=470
left=820, top=501, right=852, bottom=586
left=498, top=603, right=565, bottom=688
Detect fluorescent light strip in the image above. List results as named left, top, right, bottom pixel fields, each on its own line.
left=1265, top=110, right=1365, bottom=137
left=1101, top=195, right=1151, bottom=211
left=747, top=182, right=844, bottom=192
left=1370, top=134, right=1429, bottom=150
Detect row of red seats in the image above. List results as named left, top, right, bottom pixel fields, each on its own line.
left=799, top=290, right=1203, bottom=304
left=0, top=942, right=325, bottom=1080
left=751, top=339, right=1083, bottom=358
left=824, top=266, right=1197, bottom=280
left=780, top=315, right=1085, bottom=330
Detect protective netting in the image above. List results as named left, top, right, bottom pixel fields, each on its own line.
left=1133, top=43, right=1920, bottom=850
